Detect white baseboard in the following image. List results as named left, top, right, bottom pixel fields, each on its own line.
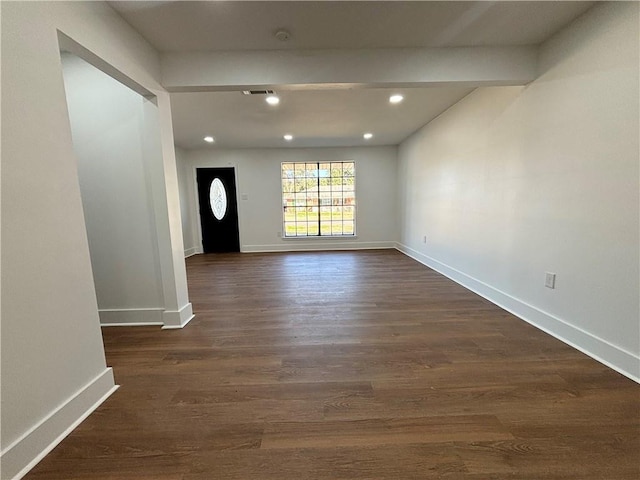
left=161, top=302, right=194, bottom=329
left=242, top=241, right=395, bottom=253
left=0, top=368, right=118, bottom=480
left=184, top=247, right=199, bottom=258
left=396, top=243, right=640, bottom=383
left=98, top=308, right=164, bottom=327
left=99, top=306, right=195, bottom=329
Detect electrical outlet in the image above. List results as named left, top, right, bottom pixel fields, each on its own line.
left=423, top=235, right=427, bottom=244
left=545, top=272, right=556, bottom=289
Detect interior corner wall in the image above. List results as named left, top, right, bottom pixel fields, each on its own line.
left=61, top=54, right=165, bottom=325
left=175, top=146, right=198, bottom=256
left=182, top=146, right=398, bottom=253
left=0, top=1, right=184, bottom=478
left=397, top=2, right=640, bottom=381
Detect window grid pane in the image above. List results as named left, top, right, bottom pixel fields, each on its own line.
left=282, top=161, right=355, bottom=237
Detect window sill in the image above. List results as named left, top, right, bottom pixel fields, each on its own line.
left=282, top=235, right=358, bottom=240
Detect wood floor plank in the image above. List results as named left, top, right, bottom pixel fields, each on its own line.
left=170, top=381, right=373, bottom=404
left=261, top=415, right=513, bottom=449
left=181, top=444, right=467, bottom=480
left=25, top=250, right=640, bottom=479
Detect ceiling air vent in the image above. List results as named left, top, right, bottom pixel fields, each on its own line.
left=242, top=89, right=275, bottom=95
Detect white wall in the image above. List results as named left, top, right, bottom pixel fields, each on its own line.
left=1, top=2, right=190, bottom=478
left=175, top=146, right=198, bottom=256
left=62, top=54, right=165, bottom=324
left=397, top=2, right=639, bottom=381
left=182, top=146, right=398, bottom=253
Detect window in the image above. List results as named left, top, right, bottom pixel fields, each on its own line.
left=209, top=178, right=227, bottom=220
left=282, top=161, right=355, bottom=237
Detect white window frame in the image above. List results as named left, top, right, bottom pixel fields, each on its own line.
left=281, top=161, right=356, bottom=238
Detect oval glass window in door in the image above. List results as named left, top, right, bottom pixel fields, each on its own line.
left=209, top=178, right=227, bottom=220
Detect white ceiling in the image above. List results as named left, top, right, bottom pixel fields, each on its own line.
left=170, top=86, right=474, bottom=149
left=110, top=1, right=595, bottom=52
left=109, top=1, right=596, bottom=150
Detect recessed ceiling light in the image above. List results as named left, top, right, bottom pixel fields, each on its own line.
left=266, top=95, right=280, bottom=105
left=389, top=94, right=404, bottom=104
left=204, top=136, right=215, bottom=143
left=363, top=133, right=373, bottom=140
left=283, top=134, right=293, bottom=141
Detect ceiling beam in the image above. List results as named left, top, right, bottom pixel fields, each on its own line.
left=161, top=46, right=537, bottom=92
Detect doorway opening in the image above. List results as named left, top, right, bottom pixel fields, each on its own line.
left=60, top=51, right=166, bottom=327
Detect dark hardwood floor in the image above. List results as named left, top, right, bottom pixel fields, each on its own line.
left=26, top=250, right=639, bottom=479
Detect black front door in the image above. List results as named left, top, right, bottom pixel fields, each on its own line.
left=196, top=167, right=240, bottom=253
